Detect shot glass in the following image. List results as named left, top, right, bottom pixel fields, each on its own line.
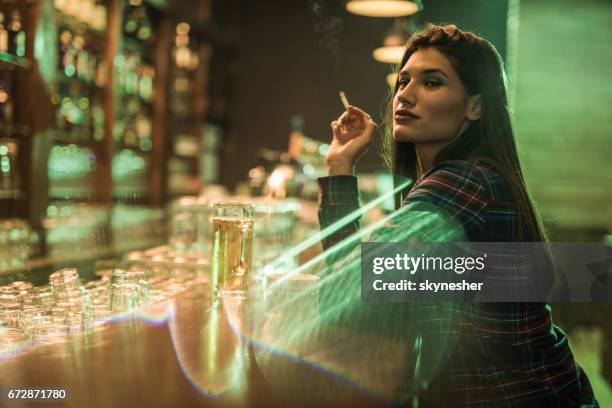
left=169, top=196, right=201, bottom=253
left=110, top=263, right=150, bottom=312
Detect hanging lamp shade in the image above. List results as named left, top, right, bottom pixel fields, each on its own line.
left=372, top=31, right=406, bottom=64
left=345, top=0, right=421, bottom=18
left=372, top=18, right=412, bottom=64
left=372, top=45, right=405, bottom=64
left=386, top=72, right=398, bottom=87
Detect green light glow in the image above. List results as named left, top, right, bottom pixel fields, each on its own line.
left=303, top=164, right=314, bottom=176
left=112, top=149, right=147, bottom=179
left=47, top=205, right=58, bottom=217
left=0, top=156, right=10, bottom=173
left=208, top=176, right=469, bottom=402
left=0, top=146, right=8, bottom=155
left=243, top=190, right=468, bottom=402
left=48, top=145, right=95, bottom=179
left=262, top=178, right=414, bottom=274
left=139, top=76, right=153, bottom=100
left=64, top=64, right=76, bottom=77
left=318, top=144, right=330, bottom=156
left=114, top=54, right=125, bottom=68
left=34, top=0, right=58, bottom=89
left=139, top=138, right=152, bottom=151
left=78, top=98, right=90, bottom=110
left=512, top=0, right=612, bottom=228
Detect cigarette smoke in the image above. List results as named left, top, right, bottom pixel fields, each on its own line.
left=308, top=0, right=344, bottom=86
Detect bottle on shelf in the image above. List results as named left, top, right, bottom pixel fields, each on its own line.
left=58, top=30, right=71, bottom=70
left=92, top=101, right=104, bottom=142
left=8, top=9, right=25, bottom=58
left=138, top=64, right=154, bottom=101
left=61, top=31, right=77, bottom=77
left=0, top=12, right=8, bottom=54
left=0, top=79, right=13, bottom=125
left=73, top=34, right=84, bottom=79
left=124, top=6, right=138, bottom=36
left=136, top=8, right=152, bottom=42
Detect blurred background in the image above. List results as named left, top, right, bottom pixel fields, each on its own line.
left=0, top=0, right=610, bottom=403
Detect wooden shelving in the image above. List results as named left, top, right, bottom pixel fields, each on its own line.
left=0, top=189, right=23, bottom=199
left=1, top=0, right=236, bottom=271
left=48, top=127, right=102, bottom=146
left=0, top=52, right=31, bottom=70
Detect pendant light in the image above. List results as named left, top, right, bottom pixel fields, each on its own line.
left=372, top=18, right=414, bottom=64
left=345, top=0, right=422, bottom=18
left=386, top=72, right=398, bottom=87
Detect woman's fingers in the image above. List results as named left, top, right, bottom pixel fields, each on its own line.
left=348, top=106, right=378, bottom=127
left=330, top=120, right=341, bottom=139
left=338, top=106, right=377, bottom=128
left=338, top=110, right=352, bottom=125
left=347, top=105, right=365, bottom=117
left=331, top=105, right=377, bottom=152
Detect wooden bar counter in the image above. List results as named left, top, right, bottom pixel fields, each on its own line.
left=0, top=285, right=409, bottom=407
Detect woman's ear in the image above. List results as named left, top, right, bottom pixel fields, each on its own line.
left=466, top=94, right=482, bottom=121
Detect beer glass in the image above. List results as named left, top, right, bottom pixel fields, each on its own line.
left=210, top=202, right=254, bottom=298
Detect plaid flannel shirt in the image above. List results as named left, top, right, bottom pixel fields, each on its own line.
left=318, top=160, right=597, bottom=407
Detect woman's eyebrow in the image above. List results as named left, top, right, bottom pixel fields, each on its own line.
left=422, top=68, right=447, bottom=77
left=399, top=67, right=448, bottom=78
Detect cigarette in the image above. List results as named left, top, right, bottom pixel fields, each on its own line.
left=339, top=90, right=350, bottom=110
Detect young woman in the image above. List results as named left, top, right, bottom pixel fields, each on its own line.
left=317, top=24, right=597, bottom=406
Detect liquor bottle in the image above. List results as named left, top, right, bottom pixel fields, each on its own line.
left=72, top=34, right=87, bottom=79
left=124, top=7, right=138, bottom=35
left=64, top=35, right=76, bottom=77
left=136, top=8, right=151, bottom=42
left=58, top=30, right=72, bottom=72
left=138, top=65, right=154, bottom=101
left=8, top=10, right=25, bottom=58
left=0, top=80, right=13, bottom=124
left=0, top=13, right=8, bottom=53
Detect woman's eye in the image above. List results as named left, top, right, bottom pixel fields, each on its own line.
left=424, top=78, right=442, bottom=88
left=398, top=79, right=409, bottom=88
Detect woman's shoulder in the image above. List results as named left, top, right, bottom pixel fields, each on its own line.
left=405, top=160, right=491, bottom=231
left=404, top=159, right=514, bottom=235
left=417, top=158, right=509, bottom=200
left=421, top=158, right=498, bottom=181
left=412, top=159, right=492, bottom=195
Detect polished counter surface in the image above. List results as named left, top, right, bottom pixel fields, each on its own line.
left=0, top=286, right=413, bottom=407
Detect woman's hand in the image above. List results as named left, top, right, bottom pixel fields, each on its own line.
left=326, top=106, right=377, bottom=176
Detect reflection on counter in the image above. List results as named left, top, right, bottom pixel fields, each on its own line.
left=0, top=245, right=208, bottom=348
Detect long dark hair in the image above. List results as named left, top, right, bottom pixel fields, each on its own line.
left=380, top=24, right=547, bottom=242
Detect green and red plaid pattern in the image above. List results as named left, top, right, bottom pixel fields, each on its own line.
left=317, top=160, right=597, bottom=407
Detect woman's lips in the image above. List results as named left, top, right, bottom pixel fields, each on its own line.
left=394, top=109, right=419, bottom=123
left=394, top=113, right=418, bottom=122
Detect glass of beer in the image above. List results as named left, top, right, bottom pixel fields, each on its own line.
left=210, top=202, right=254, bottom=299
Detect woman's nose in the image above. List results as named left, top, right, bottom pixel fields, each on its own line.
left=397, top=84, right=416, bottom=106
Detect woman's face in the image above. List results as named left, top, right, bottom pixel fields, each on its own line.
left=392, top=47, right=478, bottom=144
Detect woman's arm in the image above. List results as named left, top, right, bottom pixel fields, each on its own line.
left=317, top=175, right=362, bottom=252
left=317, top=200, right=468, bottom=326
